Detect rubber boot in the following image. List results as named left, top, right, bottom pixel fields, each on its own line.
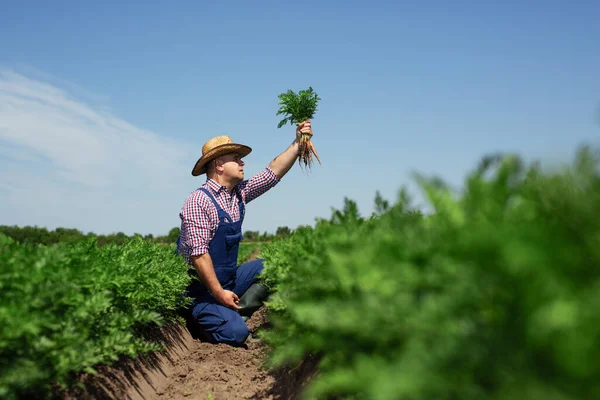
left=238, top=282, right=270, bottom=344
left=238, top=282, right=270, bottom=320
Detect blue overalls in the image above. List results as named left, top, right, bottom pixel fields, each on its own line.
left=187, top=187, right=264, bottom=346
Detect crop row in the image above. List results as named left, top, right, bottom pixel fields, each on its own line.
left=0, top=228, right=265, bottom=399
left=237, top=242, right=262, bottom=265
left=0, top=236, right=190, bottom=399
left=257, top=146, right=600, bottom=400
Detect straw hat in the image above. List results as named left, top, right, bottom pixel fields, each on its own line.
left=191, top=135, right=252, bottom=176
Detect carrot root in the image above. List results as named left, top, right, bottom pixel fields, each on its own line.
left=297, top=133, right=320, bottom=170
left=310, top=142, right=321, bottom=165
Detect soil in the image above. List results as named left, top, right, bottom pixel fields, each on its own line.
left=153, top=307, right=318, bottom=400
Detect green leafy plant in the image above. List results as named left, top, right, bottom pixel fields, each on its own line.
left=0, top=236, right=191, bottom=399
left=276, top=87, right=321, bottom=169
left=258, top=144, right=600, bottom=400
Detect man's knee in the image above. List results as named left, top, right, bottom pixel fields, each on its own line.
left=192, top=302, right=250, bottom=346
left=254, top=258, right=264, bottom=275
left=247, top=258, right=264, bottom=277
left=215, top=318, right=249, bottom=345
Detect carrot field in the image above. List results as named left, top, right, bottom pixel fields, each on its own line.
left=256, top=145, right=600, bottom=400
left=2, top=145, right=600, bottom=399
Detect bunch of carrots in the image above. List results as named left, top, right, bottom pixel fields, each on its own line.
left=276, top=87, right=321, bottom=169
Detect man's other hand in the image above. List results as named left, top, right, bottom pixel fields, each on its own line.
left=214, top=289, right=242, bottom=310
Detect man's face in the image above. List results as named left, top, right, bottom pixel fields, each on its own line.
left=216, top=153, right=245, bottom=182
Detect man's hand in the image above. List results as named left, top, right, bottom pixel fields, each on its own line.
left=270, top=119, right=314, bottom=179
left=191, top=254, right=241, bottom=310
left=296, top=120, right=313, bottom=141
left=214, top=289, right=242, bottom=310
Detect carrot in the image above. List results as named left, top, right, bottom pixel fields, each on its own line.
left=276, top=87, right=321, bottom=170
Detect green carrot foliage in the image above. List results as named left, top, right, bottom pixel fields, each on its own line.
left=276, top=87, right=320, bottom=128
left=0, top=236, right=191, bottom=399
left=258, top=144, right=600, bottom=400
left=237, top=242, right=261, bottom=264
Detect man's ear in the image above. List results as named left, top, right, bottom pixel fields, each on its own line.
left=214, top=158, right=224, bottom=173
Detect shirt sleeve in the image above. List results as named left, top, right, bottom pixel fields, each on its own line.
left=178, top=194, right=215, bottom=258
left=238, top=165, right=280, bottom=203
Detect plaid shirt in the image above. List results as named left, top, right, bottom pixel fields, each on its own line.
left=177, top=166, right=279, bottom=263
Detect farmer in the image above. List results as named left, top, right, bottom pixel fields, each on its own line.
left=176, top=120, right=313, bottom=346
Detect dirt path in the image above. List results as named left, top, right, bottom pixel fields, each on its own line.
left=152, top=308, right=271, bottom=400
left=150, top=308, right=318, bottom=400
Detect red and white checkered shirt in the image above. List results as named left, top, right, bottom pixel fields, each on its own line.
left=177, top=166, right=279, bottom=263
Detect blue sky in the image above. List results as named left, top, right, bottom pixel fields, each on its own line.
left=1, top=1, right=599, bottom=236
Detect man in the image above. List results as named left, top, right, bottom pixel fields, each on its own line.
left=177, top=120, right=313, bottom=346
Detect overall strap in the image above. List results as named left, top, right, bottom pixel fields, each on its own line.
left=199, top=188, right=232, bottom=223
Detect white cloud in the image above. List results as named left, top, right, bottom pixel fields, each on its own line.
left=0, top=69, right=197, bottom=235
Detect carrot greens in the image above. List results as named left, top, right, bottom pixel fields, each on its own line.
left=276, top=87, right=321, bottom=169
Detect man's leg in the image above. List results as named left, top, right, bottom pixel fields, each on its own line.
left=234, top=259, right=270, bottom=319
left=191, top=299, right=249, bottom=346
left=234, top=259, right=264, bottom=295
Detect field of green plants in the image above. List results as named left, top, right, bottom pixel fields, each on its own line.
left=237, top=242, right=262, bottom=265
left=0, top=236, right=191, bottom=399
left=1, top=145, right=599, bottom=400
left=257, top=145, right=600, bottom=400
left=0, top=229, right=261, bottom=399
